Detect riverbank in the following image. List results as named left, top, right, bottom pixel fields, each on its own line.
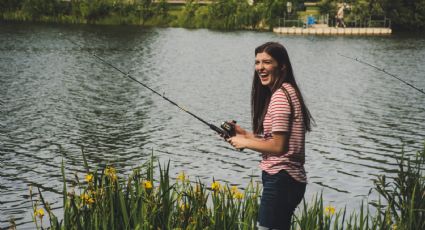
left=2, top=0, right=425, bottom=32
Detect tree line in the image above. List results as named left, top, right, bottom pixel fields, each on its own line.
left=0, top=0, right=424, bottom=31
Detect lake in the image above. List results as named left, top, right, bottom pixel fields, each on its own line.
left=0, top=23, right=424, bottom=229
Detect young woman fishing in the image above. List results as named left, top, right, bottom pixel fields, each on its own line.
left=227, top=42, right=313, bottom=230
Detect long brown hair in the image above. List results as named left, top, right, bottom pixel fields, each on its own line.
left=251, top=42, right=314, bottom=134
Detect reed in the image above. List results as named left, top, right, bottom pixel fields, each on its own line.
left=290, top=144, right=424, bottom=230
left=30, top=145, right=424, bottom=229
left=30, top=152, right=260, bottom=229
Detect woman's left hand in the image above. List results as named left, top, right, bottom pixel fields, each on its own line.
left=227, top=135, right=249, bottom=150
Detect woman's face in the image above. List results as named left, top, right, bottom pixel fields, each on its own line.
left=255, top=52, right=280, bottom=89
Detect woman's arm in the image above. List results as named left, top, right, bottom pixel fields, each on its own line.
left=228, top=132, right=289, bottom=155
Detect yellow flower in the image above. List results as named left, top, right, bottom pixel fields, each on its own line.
left=180, top=203, right=189, bottom=211
left=194, top=184, right=201, bottom=194
left=233, top=191, right=244, bottom=200
left=80, top=193, right=89, bottom=200
left=34, top=208, right=44, bottom=219
left=392, top=224, right=397, bottom=230
left=324, top=205, right=336, bottom=215
left=143, top=180, right=153, bottom=190
left=211, top=181, right=221, bottom=192
left=87, top=197, right=95, bottom=204
left=80, top=193, right=95, bottom=205
left=85, top=173, right=93, bottom=183
left=105, top=166, right=115, bottom=174
left=177, top=171, right=186, bottom=182
left=105, top=166, right=117, bottom=181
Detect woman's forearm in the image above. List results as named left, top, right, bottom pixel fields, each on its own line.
left=244, top=136, right=288, bottom=155
left=228, top=132, right=288, bottom=155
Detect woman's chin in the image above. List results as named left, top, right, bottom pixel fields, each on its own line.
left=260, top=79, right=271, bottom=86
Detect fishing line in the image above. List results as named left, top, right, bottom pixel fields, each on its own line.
left=338, top=53, right=425, bottom=95
left=68, top=40, right=235, bottom=139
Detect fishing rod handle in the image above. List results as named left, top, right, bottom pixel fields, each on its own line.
left=221, top=121, right=244, bottom=152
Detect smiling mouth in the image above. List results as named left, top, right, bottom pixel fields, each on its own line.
left=258, top=73, right=269, bottom=79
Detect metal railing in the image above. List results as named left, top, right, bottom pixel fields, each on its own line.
left=278, top=15, right=391, bottom=28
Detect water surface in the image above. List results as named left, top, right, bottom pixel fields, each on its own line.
left=0, top=23, right=424, bottom=229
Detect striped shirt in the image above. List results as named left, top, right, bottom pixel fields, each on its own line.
left=259, top=83, right=307, bottom=183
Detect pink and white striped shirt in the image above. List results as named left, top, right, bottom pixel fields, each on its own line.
left=259, top=83, right=307, bottom=183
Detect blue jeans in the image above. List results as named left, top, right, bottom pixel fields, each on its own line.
left=258, top=170, right=306, bottom=230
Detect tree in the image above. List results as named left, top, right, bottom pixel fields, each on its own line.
left=177, top=0, right=200, bottom=28
left=382, top=0, right=425, bottom=30
left=22, top=0, right=59, bottom=20
left=255, top=0, right=288, bottom=30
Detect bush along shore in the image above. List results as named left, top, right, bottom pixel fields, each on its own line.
left=25, top=144, right=424, bottom=229
left=2, top=0, right=425, bottom=31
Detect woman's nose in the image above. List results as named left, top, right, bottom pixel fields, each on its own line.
left=257, top=63, right=264, bottom=70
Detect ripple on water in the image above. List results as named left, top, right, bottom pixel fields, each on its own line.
left=1, top=25, right=425, bottom=228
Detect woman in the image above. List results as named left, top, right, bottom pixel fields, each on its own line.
left=227, top=42, right=313, bottom=230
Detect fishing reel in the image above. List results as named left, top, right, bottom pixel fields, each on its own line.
left=220, top=120, right=237, bottom=139
left=220, top=120, right=244, bottom=151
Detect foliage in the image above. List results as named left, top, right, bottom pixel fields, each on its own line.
left=372, top=145, right=425, bottom=230
left=1, top=0, right=425, bottom=30
left=176, top=0, right=200, bottom=28
left=21, top=0, right=60, bottom=20
left=255, top=0, right=288, bottom=30
left=0, top=0, right=24, bottom=12
left=29, top=144, right=425, bottom=229
left=382, top=0, right=425, bottom=30
left=319, top=0, right=425, bottom=30
left=30, top=152, right=260, bottom=229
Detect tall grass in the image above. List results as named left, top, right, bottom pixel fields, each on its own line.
left=289, top=145, right=425, bottom=230
left=31, top=152, right=260, bottom=229
left=30, top=145, right=424, bottom=229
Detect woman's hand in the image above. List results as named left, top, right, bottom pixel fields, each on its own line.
left=226, top=121, right=251, bottom=137
left=227, top=134, right=249, bottom=150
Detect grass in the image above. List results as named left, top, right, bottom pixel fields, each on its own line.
left=29, top=144, right=424, bottom=229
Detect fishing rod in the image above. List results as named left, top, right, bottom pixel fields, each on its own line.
left=338, top=53, right=425, bottom=95
left=69, top=40, right=237, bottom=140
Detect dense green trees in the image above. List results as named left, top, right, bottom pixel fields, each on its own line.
left=319, top=0, right=425, bottom=30
left=0, top=0, right=424, bottom=31
left=382, top=0, right=425, bottom=30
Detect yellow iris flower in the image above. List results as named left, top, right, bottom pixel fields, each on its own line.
left=324, top=205, right=336, bottom=215
left=34, top=208, right=44, bottom=219
left=143, top=180, right=153, bottom=189
left=85, top=173, right=93, bottom=183
left=211, top=181, right=221, bottom=192
left=177, top=171, right=186, bottom=182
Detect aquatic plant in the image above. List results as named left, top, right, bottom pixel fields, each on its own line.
left=290, top=144, right=425, bottom=230
left=30, top=152, right=260, bottom=229
left=30, top=144, right=424, bottom=229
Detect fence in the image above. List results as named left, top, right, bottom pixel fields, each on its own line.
left=278, top=15, right=391, bottom=28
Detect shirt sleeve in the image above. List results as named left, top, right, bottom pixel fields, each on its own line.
left=268, top=89, right=291, bottom=133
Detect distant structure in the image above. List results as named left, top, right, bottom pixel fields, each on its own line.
left=274, top=1, right=391, bottom=35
